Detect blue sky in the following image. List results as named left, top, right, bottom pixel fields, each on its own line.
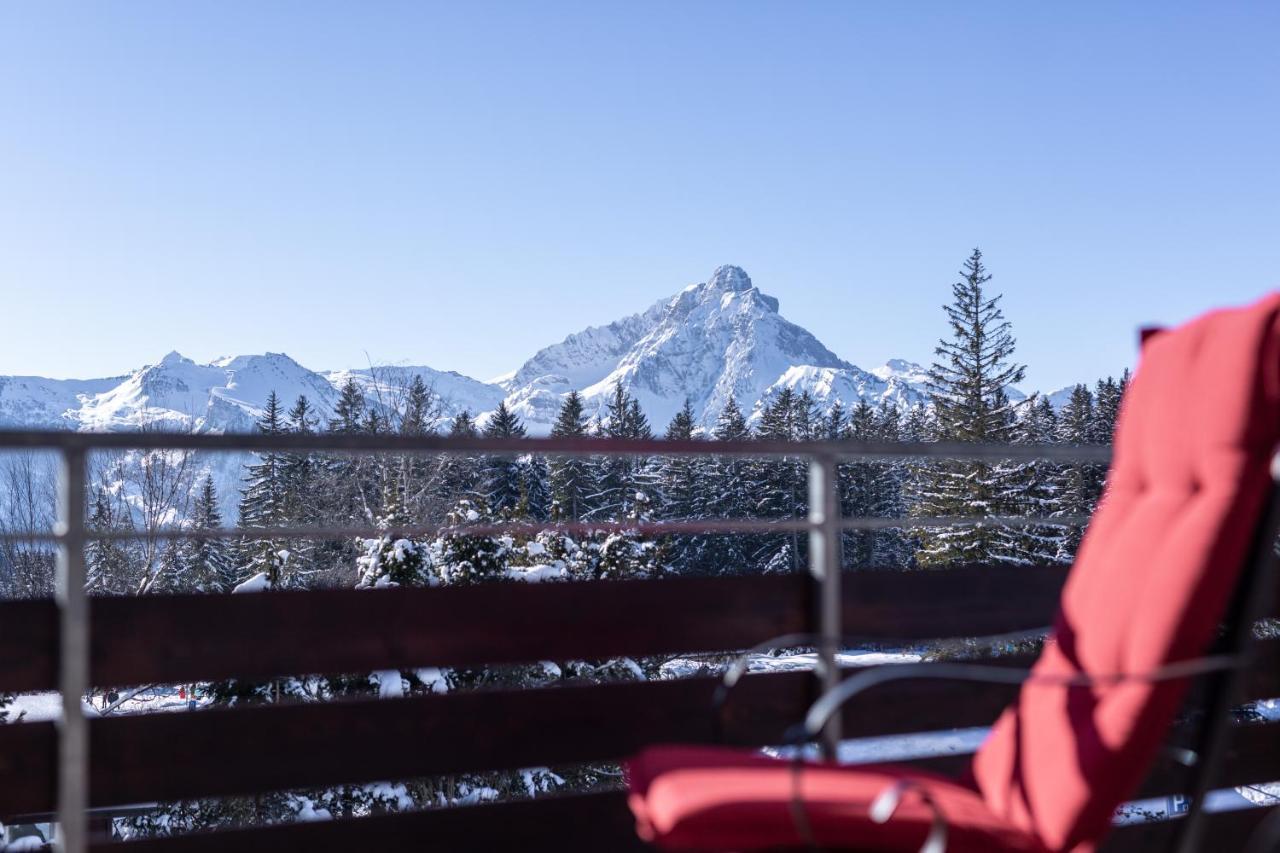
left=2, top=2, right=1277, bottom=392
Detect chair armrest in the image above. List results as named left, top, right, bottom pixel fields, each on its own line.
left=711, top=627, right=1050, bottom=739
left=798, top=654, right=1241, bottom=746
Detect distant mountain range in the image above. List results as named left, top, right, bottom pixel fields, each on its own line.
left=1, top=264, right=1081, bottom=439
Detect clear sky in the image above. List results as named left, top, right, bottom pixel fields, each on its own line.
left=2, top=2, right=1277, bottom=392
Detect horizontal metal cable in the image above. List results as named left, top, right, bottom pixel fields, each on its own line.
left=0, top=514, right=1094, bottom=543
left=0, top=428, right=1113, bottom=462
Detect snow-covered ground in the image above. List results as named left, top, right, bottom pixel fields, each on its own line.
left=659, top=647, right=921, bottom=680
left=6, top=685, right=208, bottom=724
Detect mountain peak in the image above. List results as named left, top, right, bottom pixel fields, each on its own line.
left=707, top=264, right=753, bottom=293
left=158, top=350, right=190, bottom=367
left=684, top=265, right=778, bottom=313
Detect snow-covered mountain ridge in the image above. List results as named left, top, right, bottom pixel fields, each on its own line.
left=498, top=265, right=934, bottom=431
left=0, top=264, right=1053, bottom=438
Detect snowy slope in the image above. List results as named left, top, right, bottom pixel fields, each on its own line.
left=71, top=352, right=339, bottom=433
left=0, top=374, right=125, bottom=429
left=0, top=354, right=503, bottom=437
left=751, top=365, right=925, bottom=425
left=323, top=365, right=505, bottom=429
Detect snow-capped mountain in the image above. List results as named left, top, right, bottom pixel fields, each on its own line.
left=0, top=265, right=1044, bottom=442
left=74, top=352, right=340, bottom=433
left=0, top=265, right=945, bottom=441
left=0, top=354, right=500, bottom=437
left=500, top=265, right=928, bottom=431
left=0, top=374, right=126, bottom=429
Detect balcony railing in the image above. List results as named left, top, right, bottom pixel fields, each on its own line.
left=0, top=429, right=1275, bottom=852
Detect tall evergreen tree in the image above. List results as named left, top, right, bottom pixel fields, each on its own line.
left=749, top=389, right=810, bottom=573
left=548, top=391, right=591, bottom=520
left=240, top=392, right=287, bottom=529
left=705, top=397, right=753, bottom=574
left=481, top=402, right=526, bottom=516
left=85, top=484, right=136, bottom=594
left=994, top=395, right=1064, bottom=564
left=590, top=384, right=649, bottom=520
left=1090, top=371, right=1129, bottom=445
left=519, top=455, right=551, bottom=521
left=1055, top=383, right=1098, bottom=557
left=239, top=392, right=291, bottom=588
left=323, top=378, right=377, bottom=530
left=279, top=395, right=320, bottom=573
left=396, top=376, right=437, bottom=517
left=400, top=375, right=435, bottom=436
left=437, top=411, right=481, bottom=510
left=914, top=248, right=1027, bottom=566
left=187, top=475, right=235, bottom=592
left=657, top=399, right=705, bottom=573
left=840, top=399, right=877, bottom=567
left=329, top=379, right=367, bottom=434
left=868, top=403, right=913, bottom=567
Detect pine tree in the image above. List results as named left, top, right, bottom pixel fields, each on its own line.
left=397, top=375, right=437, bottom=517
left=657, top=399, right=705, bottom=573
left=592, top=384, right=631, bottom=520
left=437, top=411, right=481, bottom=509
left=993, top=395, right=1064, bottom=564
left=868, top=403, right=913, bottom=567
left=1087, top=371, right=1129, bottom=509
left=481, top=402, right=526, bottom=516
left=323, top=378, right=378, bottom=529
left=1090, top=371, right=1129, bottom=445
left=751, top=389, right=809, bottom=573
left=85, top=484, right=136, bottom=594
left=187, top=475, right=235, bottom=592
left=1055, top=383, right=1098, bottom=557
left=329, top=379, right=367, bottom=434
left=519, top=455, right=551, bottom=521
left=705, top=397, right=753, bottom=575
left=840, top=399, right=877, bottom=568
left=914, top=249, right=1027, bottom=567
left=401, top=375, right=436, bottom=436
left=238, top=392, right=291, bottom=589
left=548, top=391, right=591, bottom=520
left=281, top=395, right=320, bottom=575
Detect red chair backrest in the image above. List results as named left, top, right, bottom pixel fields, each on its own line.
left=971, top=294, right=1280, bottom=851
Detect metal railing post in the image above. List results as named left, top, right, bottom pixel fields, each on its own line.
left=807, top=453, right=842, bottom=759
left=55, top=445, right=89, bottom=853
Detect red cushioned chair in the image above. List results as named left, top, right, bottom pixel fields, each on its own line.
left=627, top=294, right=1280, bottom=853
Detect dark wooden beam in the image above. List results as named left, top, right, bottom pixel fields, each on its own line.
left=0, top=565, right=1078, bottom=692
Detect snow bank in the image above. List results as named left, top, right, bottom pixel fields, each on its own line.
left=232, top=572, right=271, bottom=593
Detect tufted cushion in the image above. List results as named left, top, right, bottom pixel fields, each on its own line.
left=972, top=293, right=1280, bottom=851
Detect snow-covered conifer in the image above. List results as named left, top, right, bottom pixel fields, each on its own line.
left=481, top=402, right=526, bottom=516
left=548, top=391, right=591, bottom=520
left=913, top=249, right=1027, bottom=567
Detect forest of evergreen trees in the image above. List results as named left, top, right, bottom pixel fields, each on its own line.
left=0, top=249, right=1131, bottom=832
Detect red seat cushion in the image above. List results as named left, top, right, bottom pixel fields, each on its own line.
left=627, top=745, right=1046, bottom=852
left=973, top=294, right=1280, bottom=851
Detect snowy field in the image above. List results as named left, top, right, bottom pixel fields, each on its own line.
left=5, top=685, right=207, bottom=724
